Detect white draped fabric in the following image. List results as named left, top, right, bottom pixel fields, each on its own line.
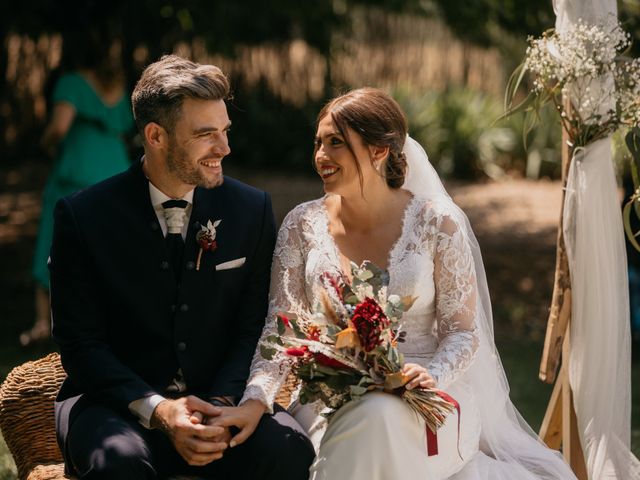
left=554, top=1, right=640, bottom=478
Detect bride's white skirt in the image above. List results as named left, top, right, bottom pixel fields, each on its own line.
left=293, top=382, right=481, bottom=480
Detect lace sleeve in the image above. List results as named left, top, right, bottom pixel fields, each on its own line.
left=239, top=206, right=310, bottom=412
left=426, top=214, right=479, bottom=389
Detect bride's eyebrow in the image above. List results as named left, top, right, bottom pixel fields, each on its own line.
left=322, top=131, right=342, bottom=138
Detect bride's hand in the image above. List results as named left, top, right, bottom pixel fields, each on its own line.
left=207, top=399, right=267, bottom=448
left=402, top=363, right=436, bottom=390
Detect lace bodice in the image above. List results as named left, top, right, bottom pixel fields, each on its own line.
left=240, top=195, right=479, bottom=411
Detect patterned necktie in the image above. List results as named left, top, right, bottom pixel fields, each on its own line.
left=161, top=199, right=189, bottom=282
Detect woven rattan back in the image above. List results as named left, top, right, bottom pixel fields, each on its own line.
left=274, top=371, right=299, bottom=409
left=0, top=353, right=67, bottom=480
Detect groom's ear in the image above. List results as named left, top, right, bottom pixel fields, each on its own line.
left=143, top=122, right=169, bottom=149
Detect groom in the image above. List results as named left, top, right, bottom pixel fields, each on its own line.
left=50, top=55, right=314, bottom=479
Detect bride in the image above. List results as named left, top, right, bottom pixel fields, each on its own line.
left=216, top=88, right=578, bottom=479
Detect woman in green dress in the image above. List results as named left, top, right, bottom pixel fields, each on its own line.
left=22, top=31, right=133, bottom=346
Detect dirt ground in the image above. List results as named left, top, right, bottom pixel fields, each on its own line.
left=0, top=162, right=563, bottom=344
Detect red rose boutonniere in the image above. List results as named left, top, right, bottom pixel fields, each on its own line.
left=196, top=219, right=221, bottom=270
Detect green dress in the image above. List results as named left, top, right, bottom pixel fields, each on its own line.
left=32, top=72, right=133, bottom=288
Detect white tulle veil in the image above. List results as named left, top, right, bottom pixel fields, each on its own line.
left=402, top=136, right=578, bottom=479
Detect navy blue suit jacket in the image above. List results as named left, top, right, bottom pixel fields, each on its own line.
left=50, top=161, right=276, bottom=441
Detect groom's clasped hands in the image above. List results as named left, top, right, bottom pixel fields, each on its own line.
left=150, top=395, right=269, bottom=466
left=151, top=396, right=232, bottom=466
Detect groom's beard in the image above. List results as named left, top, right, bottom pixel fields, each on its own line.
left=166, top=137, right=224, bottom=189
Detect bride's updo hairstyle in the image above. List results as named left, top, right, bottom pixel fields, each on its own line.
left=316, top=88, right=408, bottom=189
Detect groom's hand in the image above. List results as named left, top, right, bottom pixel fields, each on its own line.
left=208, top=399, right=267, bottom=448
left=151, top=395, right=229, bottom=466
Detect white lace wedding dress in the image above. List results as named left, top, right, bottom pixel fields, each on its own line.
left=241, top=193, right=578, bottom=480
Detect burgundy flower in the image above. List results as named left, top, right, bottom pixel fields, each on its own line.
left=195, top=219, right=221, bottom=270
left=351, top=297, right=389, bottom=352
left=197, top=234, right=217, bottom=252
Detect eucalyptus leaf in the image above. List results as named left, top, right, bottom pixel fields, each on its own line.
left=355, top=269, right=374, bottom=282
left=314, top=364, right=342, bottom=376
left=277, top=316, right=286, bottom=335
left=291, top=320, right=307, bottom=339
left=265, top=334, right=284, bottom=346
left=349, top=385, right=368, bottom=397
left=260, top=345, right=276, bottom=360
left=344, top=293, right=359, bottom=305
left=387, top=346, right=400, bottom=366
left=325, top=324, right=342, bottom=338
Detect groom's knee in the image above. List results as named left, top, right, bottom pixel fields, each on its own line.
left=66, top=405, right=156, bottom=479
left=80, top=436, right=154, bottom=479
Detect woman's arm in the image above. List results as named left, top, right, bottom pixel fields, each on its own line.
left=239, top=205, right=311, bottom=411
left=426, top=214, right=480, bottom=389
left=41, top=102, right=76, bottom=155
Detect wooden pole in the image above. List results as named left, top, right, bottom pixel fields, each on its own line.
left=539, top=367, right=563, bottom=450
left=539, top=99, right=574, bottom=384
left=537, top=99, right=588, bottom=478
left=561, top=331, right=588, bottom=479
left=539, top=332, right=587, bottom=479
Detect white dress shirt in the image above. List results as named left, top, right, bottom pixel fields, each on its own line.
left=128, top=181, right=195, bottom=428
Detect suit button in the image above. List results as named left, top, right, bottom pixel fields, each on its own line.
left=185, top=261, right=195, bottom=270
left=177, top=342, right=187, bottom=352
left=192, top=221, right=201, bottom=230
left=179, top=304, right=189, bottom=312
left=150, top=221, right=159, bottom=231
left=161, top=260, right=170, bottom=270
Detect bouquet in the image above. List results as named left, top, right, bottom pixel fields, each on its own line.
left=260, top=261, right=458, bottom=439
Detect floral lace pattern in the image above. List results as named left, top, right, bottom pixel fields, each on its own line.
left=240, top=196, right=480, bottom=410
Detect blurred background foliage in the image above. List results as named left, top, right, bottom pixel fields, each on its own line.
left=0, top=0, right=639, bottom=178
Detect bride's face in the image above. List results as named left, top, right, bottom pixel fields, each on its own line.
left=314, top=115, right=378, bottom=196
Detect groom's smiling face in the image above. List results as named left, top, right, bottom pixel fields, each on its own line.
left=165, top=98, right=231, bottom=189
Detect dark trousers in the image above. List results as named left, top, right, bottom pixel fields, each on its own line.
left=60, top=402, right=314, bottom=480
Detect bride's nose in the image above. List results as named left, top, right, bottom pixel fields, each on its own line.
left=315, top=143, right=329, bottom=161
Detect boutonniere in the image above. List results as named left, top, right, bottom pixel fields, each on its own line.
left=196, top=219, right=221, bottom=270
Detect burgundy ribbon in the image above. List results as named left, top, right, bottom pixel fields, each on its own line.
left=426, top=391, right=462, bottom=460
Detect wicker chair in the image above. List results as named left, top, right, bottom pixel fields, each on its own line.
left=0, top=353, right=297, bottom=480
left=0, top=353, right=67, bottom=480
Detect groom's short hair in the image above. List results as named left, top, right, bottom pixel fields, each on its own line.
left=132, top=54, right=230, bottom=135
